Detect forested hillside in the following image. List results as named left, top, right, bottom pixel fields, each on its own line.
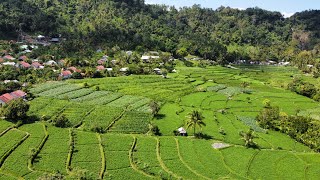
left=1, top=0, right=320, bottom=63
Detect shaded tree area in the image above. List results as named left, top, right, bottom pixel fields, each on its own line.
left=0, top=0, right=59, bottom=38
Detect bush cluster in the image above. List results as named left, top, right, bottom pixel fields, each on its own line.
left=256, top=103, right=320, bottom=152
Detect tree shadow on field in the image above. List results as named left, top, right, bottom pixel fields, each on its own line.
left=154, top=114, right=166, bottom=120
left=25, top=115, right=41, bottom=124
left=195, top=132, right=213, bottom=140
left=33, top=155, right=41, bottom=163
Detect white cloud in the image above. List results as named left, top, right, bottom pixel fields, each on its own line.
left=282, top=12, right=294, bottom=18
left=232, top=7, right=245, bottom=10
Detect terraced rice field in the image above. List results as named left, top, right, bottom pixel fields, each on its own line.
left=28, top=84, right=153, bottom=132
left=1, top=122, right=319, bottom=179
left=1, top=65, right=320, bottom=179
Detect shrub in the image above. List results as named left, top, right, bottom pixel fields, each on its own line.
left=90, top=125, right=105, bottom=133
left=52, top=115, right=71, bottom=128
left=72, top=72, right=83, bottom=79
left=312, top=93, right=320, bottom=102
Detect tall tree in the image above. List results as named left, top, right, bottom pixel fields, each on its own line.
left=0, top=98, right=29, bottom=122
left=186, top=110, right=206, bottom=136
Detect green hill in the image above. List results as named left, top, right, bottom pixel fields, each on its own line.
left=1, top=0, right=320, bottom=62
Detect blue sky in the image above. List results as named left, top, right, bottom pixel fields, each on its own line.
left=145, top=0, right=320, bottom=17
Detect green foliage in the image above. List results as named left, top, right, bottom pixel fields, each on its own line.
left=71, top=72, right=83, bottom=79
left=148, top=124, right=161, bottom=136
left=176, top=47, right=188, bottom=59
left=0, top=98, right=29, bottom=122
left=256, top=103, right=280, bottom=129
left=52, top=115, right=71, bottom=128
left=288, top=78, right=317, bottom=99
left=256, top=103, right=320, bottom=152
left=149, top=101, right=160, bottom=116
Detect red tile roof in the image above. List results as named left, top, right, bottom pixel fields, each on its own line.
left=0, top=90, right=27, bottom=104
left=3, top=55, right=14, bottom=60
left=19, top=55, right=28, bottom=61
left=97, top=59, right=105, bottom=65
left=96, top=65, right=105, bottom=71
left=0, top=58, right=3, bottom=63
left=68, top=67, right=81, bottom=73
left=0, top=96, right=7, bottom=103
left=61, top=70, right=72, bottom=76
left=20, top=61, right=31, bottom=68
left=0, top=93, right=15, bottom=103
left=32, top=62, right=41, bottom=68
left=11, top=90, right=27, bottom=98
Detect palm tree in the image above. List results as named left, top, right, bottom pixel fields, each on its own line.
left=186, top=110, right=206, bottom=136
left=240, top=128, right=257, bottom=148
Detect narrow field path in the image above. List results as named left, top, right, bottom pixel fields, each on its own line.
left=97, top=134, right=106, bottom=179
left=129, top=136, right=156, bottom=179
left=174, top=138, right=211, bottom=180
left=245, top=151, right=259, bottom=177
left=155, top=138, right=181, bottom=179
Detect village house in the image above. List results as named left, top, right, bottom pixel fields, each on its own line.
left=119, top=67, right=129, bottom=74
left=111, top=60, right=117, bottom=65
left=19, top=55, right=28, bottom=61
left=0, top=97, right=5, bottom=106
left=58, top=59, right=65, bottom=66
left=45, top=60, right=57, bottom=66
left=20, top=45, right=29, bottom=50
left=37, top=35, right=45, bottom=41
left=141, top=55, right=160, bottom=63
left=3, top=62, right=15, bottom=66
left=141, top=55, right=150, bottom=62
left=3, top=55, right=15, bottom=61
left=102, top=55, right=109, bottom=60
left=31, top=61, right=42, bottom=69
left=3, top=80, right=19, bottom=84
left=96, top=65, right=105, bottom=71
left=126, top=51, right=133, bottom=56
left=10, top=90, right=27, bottom=99
left=50, top=38, right=60, bottom=43
left=22, top=49, right=32, bottom=54
left=178, top=127, right=187, bottom=136
left=61, top=70, right=72, bottom=79
left=97, top=59, right=106, bottom=65
left=0, top=90, right=27, bottom=106
left=68, top=66, right=81, bottom=73
left=0, top=94, right=13, bottom=106
left=153, top=68, right=161, bottom=75
left=19, top=61, right=31, bottom=69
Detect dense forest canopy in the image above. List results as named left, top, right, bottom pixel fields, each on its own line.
left=1, top=0, right=320, bottom=64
